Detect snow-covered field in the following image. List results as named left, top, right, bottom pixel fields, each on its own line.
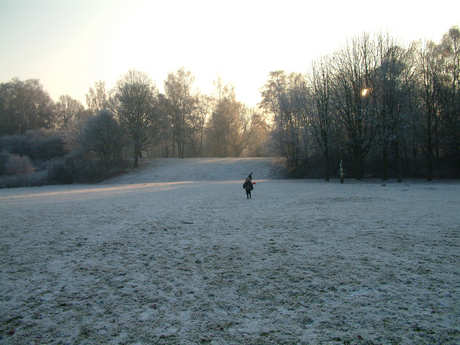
left=1, top=157, right=459, bottom=344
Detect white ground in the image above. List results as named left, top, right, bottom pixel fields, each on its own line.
left=1, top=157, right=459, bottom=344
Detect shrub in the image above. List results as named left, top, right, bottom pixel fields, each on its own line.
left=79, top=110, right=125, bottom=168
left=48, top=157, right=74, bottom=184
left=0, top=129, right=68, bottom=161
left=28, top=130, right=67, bottom=160
left=5, top=154, right=34, bottom=175
left=47, top=149, right=126, bottom=184
left=0, top=171, right=48, bottom=188
left=0, top=150, right=11, bottom=175
left=0, top=135, right=30, bottom=157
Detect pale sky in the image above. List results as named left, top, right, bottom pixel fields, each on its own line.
left=1, top=0, right=459, bottom=107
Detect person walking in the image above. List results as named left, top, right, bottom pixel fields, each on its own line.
left=244, top=173, right=253, bottom=191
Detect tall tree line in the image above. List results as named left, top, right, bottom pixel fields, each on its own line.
left=0, top=68, right=267, bottom=178
left=261, top=27, right=460, bottom=180
left=1, top=26, right=458, bottom=181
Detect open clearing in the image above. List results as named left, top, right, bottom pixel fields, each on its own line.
left=1, top=158, right=459, bottom=344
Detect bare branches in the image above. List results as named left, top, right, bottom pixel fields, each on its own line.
left=109, top=69, right=159, bottom=168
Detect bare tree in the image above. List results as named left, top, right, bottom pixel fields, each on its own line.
left=280, top=74, right=310, bottom=170
left=207, top=77, right=236, bottom=157
left=86, top=81, right=108, bottom=115
left=55, top=95, right=86, bottom=130
left=415, top=40, right=446, bottom=180
left=155, top=93, right=173, bottom=158
left=109, top=69, right=159, bottom=168
left=188, top=94, right=211, bottom=157
left=79, top=110, right=125, bottom=169
left=373, top=35, right=416, bottom=182
left=439, top=26, right=460, bottom=176
left=246, top=110, right=269, bottom=157
left=260, top=71, right=291, bottom=163
left=331, top=33, right=379, bottom=179
left=260, top=70, right=287, bottom=125
left=205, top=77, right=258, bottom=157
left=260, top=71, right=309, bottom=171
left=228, top=104, right=255, bottom=157
left=307, top=55, right=334, bottom=181
left=0, top=78, right=56, bottom=135
left=164, top=67, right=197, bottom=158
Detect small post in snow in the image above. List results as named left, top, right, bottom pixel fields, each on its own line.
left=340, top=159, right=344, bottom=184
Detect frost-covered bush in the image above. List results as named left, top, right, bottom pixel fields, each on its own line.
left=0, top=171, right=47, bottom=188
left=47, top=149, right=123, bottom=184
left=5, top=153, right=34, bottom=175
left=27, top=129, right=67, bottom=160
left=79, top=110, right=126, bottom=168
left=0, top=152, right=43, bottom=187
left=0, top=129, right=67, bottom=161
left=0, top=150, right=11, bottom=175
left=48, top=157, right=74, bottom=184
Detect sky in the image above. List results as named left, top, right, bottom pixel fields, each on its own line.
left=1, top=0, right=459, bottom=108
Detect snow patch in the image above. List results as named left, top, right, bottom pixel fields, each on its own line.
left=1, top=158, right=459, bottom=344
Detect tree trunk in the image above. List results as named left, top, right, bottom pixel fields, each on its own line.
left=427, top=150, right=433, bottom=181
left=427, top=116, right=433, bottom=181
left=395, top=140, right=402, bottom=182
left=133, top=141, right=140, bottom=169
left=324, top=146, right=330, bottom=182
left=382, top=145, right=388, bottom=181
left=354, top=146, right=364, bottom=180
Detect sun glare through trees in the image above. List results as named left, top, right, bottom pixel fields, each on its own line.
left=1, top=25, right=460, bottom=186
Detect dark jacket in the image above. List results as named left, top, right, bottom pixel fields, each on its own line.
left=243, top=178, right=253, bottom=190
